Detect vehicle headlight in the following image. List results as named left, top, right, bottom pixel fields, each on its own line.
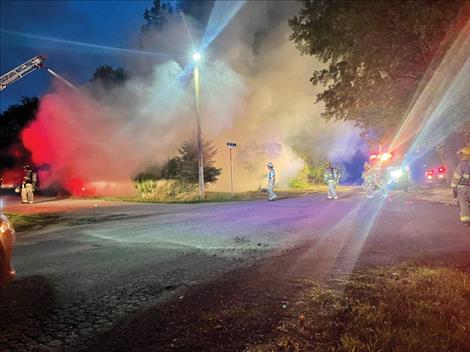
left=391, top=169, right=403, bottom=178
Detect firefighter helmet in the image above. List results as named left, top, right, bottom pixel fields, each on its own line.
left=460, top=146, right=470, bottom=156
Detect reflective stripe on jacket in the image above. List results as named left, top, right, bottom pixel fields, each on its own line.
left=324, top=167, right=339, bottom=183
left=451, top=160, right=470, bottom=188
left=268, top=169, right=275, bottom=181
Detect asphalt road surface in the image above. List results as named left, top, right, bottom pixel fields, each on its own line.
left=1, top=190, right=469, bottom=351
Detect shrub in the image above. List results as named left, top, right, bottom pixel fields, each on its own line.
left=134, top=179, right=197, bottom=201
left=289, top=164, right=325, bottom=188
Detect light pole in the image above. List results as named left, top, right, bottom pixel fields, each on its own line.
left=193, top=52, right=205, bottom=199
left=226, top=142, right=237, bottom=195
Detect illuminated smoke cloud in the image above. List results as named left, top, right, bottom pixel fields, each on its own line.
left=209, top=2, right=364, bottom=189
left=21, top=1, right=364, bottom=195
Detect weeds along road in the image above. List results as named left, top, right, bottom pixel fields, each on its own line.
left=1, top=190, right=469, bottom=351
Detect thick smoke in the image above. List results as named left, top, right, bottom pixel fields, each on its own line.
left=21, top=1, right=364, bottom=195
left=208, top=2, right=365, bottom=190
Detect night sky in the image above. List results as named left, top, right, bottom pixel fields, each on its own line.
left=0, top=0, right=153, bottom=112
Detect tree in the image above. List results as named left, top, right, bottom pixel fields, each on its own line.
left=175, top=139, right=221, bottom=184
left=141, top=0, right=179, bottom=33
left=90, top=65, right=128, bottom=88
left=289, top=0, right=467, bottom=141
left=0, top=97, right=38, bottom=171
left=141, top=0, right=214, bottom=34
left=133, top=139, right=221, bottom=185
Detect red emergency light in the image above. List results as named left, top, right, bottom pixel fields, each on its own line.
left=426, top=170, right=434, bottom=176
left=438, top=166, right=446, bottom=173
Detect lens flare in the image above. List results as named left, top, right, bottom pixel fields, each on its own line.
left=390, top=19, right=470, bottom=161
left=1, top=29, right=186, bottom=58
left=200, top=1, right=246, bottom=51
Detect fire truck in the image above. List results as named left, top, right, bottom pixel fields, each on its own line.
left=368, top=151, right=411, bottom=192
left=0, top=56, right=45, bottom=90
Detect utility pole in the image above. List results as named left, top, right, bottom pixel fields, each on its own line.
left=193, top=53, right=205, bottom=199
left=226, top=142, right=237, bottom=195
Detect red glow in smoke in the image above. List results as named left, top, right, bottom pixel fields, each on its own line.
left=0, top=169, right=23, bottom=186
left=21, top=94, right=71, bottom=191
left=21, top=90, right=137, bottom=196
left=64, top=177, right=96, bottom=197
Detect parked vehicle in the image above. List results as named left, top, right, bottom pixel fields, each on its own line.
left=0, top=214, right=16, bottom=288
left=425, top=166, right=447, bottom=184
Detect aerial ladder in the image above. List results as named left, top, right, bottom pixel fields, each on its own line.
left=0, top=56, right=46, bottom=91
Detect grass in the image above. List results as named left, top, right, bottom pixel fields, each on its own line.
left=249, top=265, right=470, bottom=352
left=85, top=185, right=355, bottom=204
left=93, top=191, right=267, bottom=204
left=3, top=213, right=61, bottom=232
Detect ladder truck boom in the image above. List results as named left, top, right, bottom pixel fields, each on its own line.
left=0, top=56, right=45, bottom=91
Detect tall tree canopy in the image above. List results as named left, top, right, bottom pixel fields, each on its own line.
left=141, top=0, right=183, bottom=33
left=90, top=65, right=128, bottom=88
left=0, top=97, right=38, bottom=170
left=289, top=0, right=468, bottom=141
left=141, top=0, right=213, bottom=34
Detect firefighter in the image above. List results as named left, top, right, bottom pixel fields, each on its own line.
left=451, top=146, right=470, bottom=225
left=266, top=162, right=277, bottom=201
left=324, top=162, right=340, bottom=199
left=20, top=165, right=37, bottom=204
left=362, top=162, right=375, bottom=198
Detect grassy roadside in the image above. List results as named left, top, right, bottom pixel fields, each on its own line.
left=84, top=185, right=355, bottom=204
left=247, top=265, right=470, bottom=352
left=3, top=213, right=61, bottom=232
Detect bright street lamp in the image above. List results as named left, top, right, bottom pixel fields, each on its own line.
left=192, top=52, right=201, bottom=62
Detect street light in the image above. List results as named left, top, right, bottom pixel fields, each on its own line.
left=226, top=142, right=237, bottom=196
left=192, top=52, right=201, bottom=62
left=193, top=52, right=204, bottom=199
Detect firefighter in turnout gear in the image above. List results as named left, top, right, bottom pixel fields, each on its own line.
left=451, top=146, right=470, bottom=225
left=20, top=165, right=37, bottom=204
left=324, top=162, right=340, bottom=199
left=362, top=162, right=375, bottom=198
left=266, top=162, right=277, bottom=201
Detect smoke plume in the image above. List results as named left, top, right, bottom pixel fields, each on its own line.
left=21, top=1, right=364, bottom=195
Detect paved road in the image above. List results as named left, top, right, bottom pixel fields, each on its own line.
left=1, top=191, right=469, bottom=351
